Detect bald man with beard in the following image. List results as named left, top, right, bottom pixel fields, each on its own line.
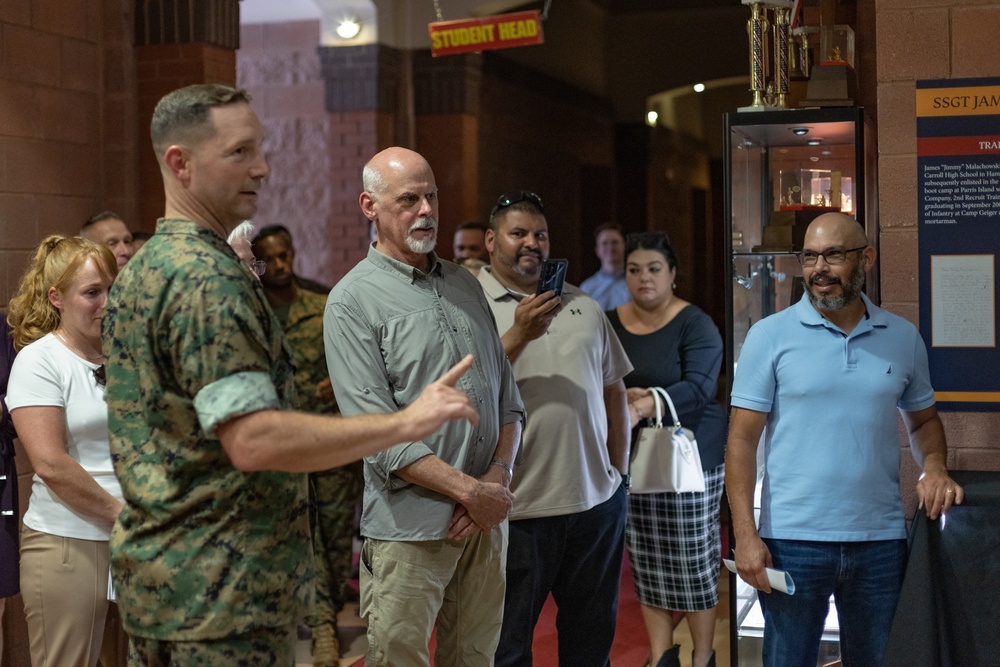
left=726, top=212, right=963, bottom=667
left=323, top=147, right=525, bottom=667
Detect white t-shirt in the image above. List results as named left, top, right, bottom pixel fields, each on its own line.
left=7, top=333, right=123, bottom=540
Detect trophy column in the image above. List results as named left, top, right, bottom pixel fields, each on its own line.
left=739, top=0, right=795, bottom=111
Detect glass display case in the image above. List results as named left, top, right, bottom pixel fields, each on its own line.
left=723, top=107, right=876, bottom=666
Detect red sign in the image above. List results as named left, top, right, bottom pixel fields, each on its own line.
left=429, top=11, right=544, bottom=57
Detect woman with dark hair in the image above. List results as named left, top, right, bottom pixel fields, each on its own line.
left=6, top=235, right=126, bottom=666
left=608, top=231, right=726, bottom=667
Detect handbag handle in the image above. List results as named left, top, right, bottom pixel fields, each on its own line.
left=648, top=387, right=682, bottom=430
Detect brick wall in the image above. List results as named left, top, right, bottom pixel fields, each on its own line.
left=135, top=43, right=236, bottom=229
left=0, top=0, right=138, bottom=308
left=1, top=3, right=138, bottom=659
left=875, top=0, right=1000, bottom=513
left=238, top=20, right=376, bottom=287
left=478, top=57, right=616, bottom=283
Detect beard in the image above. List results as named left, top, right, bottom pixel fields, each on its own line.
left=405, top=217, right=438, bottom=255
left=807, top=258, right=866, bottom=312
left=498, top=248, right=544, bottom=279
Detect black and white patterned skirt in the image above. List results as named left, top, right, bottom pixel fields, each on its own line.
left=625, top=464, right=725, bottom=612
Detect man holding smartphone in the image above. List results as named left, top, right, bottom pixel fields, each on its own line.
left=477, top=190, right=633, bottom=667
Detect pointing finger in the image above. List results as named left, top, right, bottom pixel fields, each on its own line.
left=435, top=354, right=474, bottom=388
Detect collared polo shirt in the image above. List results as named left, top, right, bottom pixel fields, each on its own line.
left=731, top=293, right=936, bottom=541
left=580, top=269, right=631, bottom=311
left=324, top=247, right=524, bottom=541
left=477, top=267, right=633, bottom=520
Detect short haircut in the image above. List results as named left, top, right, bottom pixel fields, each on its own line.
left=150, top=84, right=252, bottom=156
left=82, top=210, right=124, bottom=234
left=593, top=222, right=624, bottom=241
left=362, top=163, right=386, bottom=200
left=456, top=221, right=488, bottom=233
left=488, top=192, right=545, bottom=232
left=226, top=221, right=256, bottom=246
left=625, top=231, right=678, bottom=271
left=131, top=230, right=152, bottom=241
left=254, top=224, right=293, bottom=244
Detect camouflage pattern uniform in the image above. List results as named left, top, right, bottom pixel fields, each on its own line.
left=103, top=219, right=312, bottom=654
left=273, top=288, right=362, bottom=631
left=128, top=625, right=294, bottom=666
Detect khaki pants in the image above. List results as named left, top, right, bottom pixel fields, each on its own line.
left=360, top=523, right=508, bottom=667
left=20, top=525, right=127, bottom=667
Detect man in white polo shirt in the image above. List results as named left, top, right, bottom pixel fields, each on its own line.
left=477, top=190, right=632, bottom=667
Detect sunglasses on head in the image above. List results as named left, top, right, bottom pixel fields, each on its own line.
left=491, top=191, right=545, bottom=217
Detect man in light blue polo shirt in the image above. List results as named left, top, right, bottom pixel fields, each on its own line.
left=580, top=223, right=631, bottom=310
left=725, top=212, right=964, bottom=667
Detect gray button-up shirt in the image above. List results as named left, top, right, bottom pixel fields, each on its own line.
left=324, top=246, right=524, bottom=540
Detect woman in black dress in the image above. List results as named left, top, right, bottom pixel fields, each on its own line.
left=608, top=232, right=726, bottom=667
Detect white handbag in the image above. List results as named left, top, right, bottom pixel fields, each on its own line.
left=629, top=387, right=706, bottom=494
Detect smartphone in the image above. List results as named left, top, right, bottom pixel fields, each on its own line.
left=537, top=259, right=568, bottom=296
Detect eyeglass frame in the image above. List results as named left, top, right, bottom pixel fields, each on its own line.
left=490, top=190, right=545, bottom=217
left=796, top=245, right=867, bottom=267
left=244, top=259, right=266, bottom=276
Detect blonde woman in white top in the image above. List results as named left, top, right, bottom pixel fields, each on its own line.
left=6, top=235, right=126, bottom=667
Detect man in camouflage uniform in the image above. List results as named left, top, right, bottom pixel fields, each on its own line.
left=255, top=223, right=331, bottom=295
left=254, top=225, right=362, bottom=665
left=102, top=84, right=479, bottom=665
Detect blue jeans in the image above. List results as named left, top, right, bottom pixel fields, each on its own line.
left=495, top=483, right=627, bottom=667
left=760, top=538, right=907, bottom=667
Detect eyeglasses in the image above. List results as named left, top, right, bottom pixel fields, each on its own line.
left=796, top=246, right=867, bottom=267
left=94, top=365, right=106, bottom=388
left=244, top=259, right=266, bottom=276
left=491, top=190, right=544, bottom=217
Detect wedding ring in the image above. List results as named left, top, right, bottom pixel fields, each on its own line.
left=945, top=488, right=955, bottom=494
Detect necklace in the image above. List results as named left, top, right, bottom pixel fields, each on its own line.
left=54, top=329, right=104, bottom=363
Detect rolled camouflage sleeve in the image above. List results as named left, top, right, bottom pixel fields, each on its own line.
left=194, top=371, right=281, bottom=437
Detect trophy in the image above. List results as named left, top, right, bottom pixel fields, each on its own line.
left=799, top=24, right=856, bottom=107
left=739, top=0, right=796, bottom=111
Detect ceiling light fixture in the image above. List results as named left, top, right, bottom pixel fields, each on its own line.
left=336, top=18, right=361, bottom=39
left=646, top=110, right=659, bottom=126
left=790, top=126, right=809, bottom=136
left=693, top=83, right=706, bottom=93
left=806, top=138, right=822, bottom=146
